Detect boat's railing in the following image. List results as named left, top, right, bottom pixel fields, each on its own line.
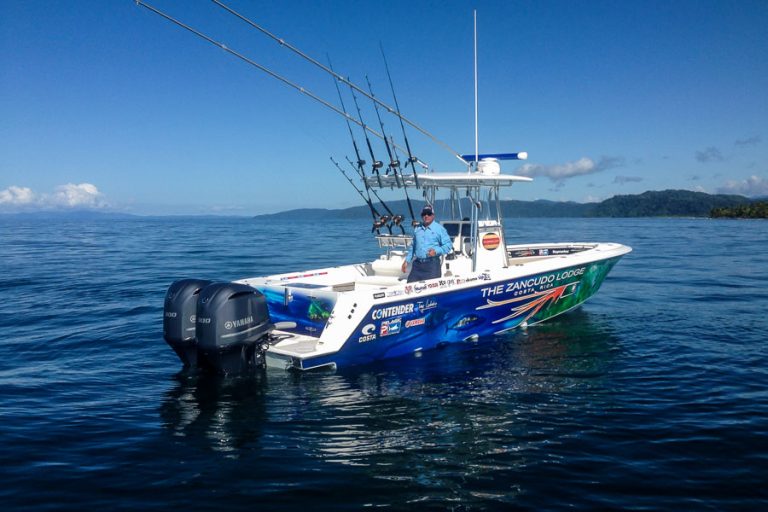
left=375, top=234, right=412, bottom=249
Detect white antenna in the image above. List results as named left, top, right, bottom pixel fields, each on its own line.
left=473, top=9, right=479, bottom=168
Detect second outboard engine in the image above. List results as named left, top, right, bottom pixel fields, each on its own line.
left=196, top=282, right=273, bottom=374
left=163, top=278, right=212, bottom=367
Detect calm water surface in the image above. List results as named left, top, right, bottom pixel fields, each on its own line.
left=1, top=216, right=767, bottom=510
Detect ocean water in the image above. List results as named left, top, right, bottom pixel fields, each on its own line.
left=1, top=216, right=767, bottom=511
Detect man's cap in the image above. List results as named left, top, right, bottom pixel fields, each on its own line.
left=421, top=205, right=434, bottom=216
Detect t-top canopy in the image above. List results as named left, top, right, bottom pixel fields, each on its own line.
left=365, top=172, right=533, bottom=189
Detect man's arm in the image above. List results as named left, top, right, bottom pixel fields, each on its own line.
left=437, top=225, right=453, bottom=256
left=405, top=231, right=415, bottom=262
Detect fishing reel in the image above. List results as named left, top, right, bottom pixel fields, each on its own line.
left=372, top=215, right=391, bottom=232
left=390, top=214, right=408, bottom=234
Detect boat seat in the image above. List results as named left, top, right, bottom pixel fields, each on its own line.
left=371, top=253, right=406, bottom=277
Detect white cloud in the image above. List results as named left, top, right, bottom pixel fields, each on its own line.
left=0, top=183, right=109, bottom=211
left=716, top=175, right=768, bottom=197
left=518, top=156, right=625, bottom=182
left=0, top=186, right=36, bottom=205
left=49, top=183, right=106, bottom=208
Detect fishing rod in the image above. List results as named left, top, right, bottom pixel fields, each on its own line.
left=330, top=157, right=389, bottom=233
left=327, top=57, right=365, bottom=173
left=327, top=59, right=399, bottom=233
left=343, top=157, right=404, bottom=234
left=380, top=43, right=420, bottom=189
left=387, top=135, right=418, bottom=228
left=366, top=76, right=400, bottom=187
left=209, top=0, right=468, bottom=165
left=348, top=81, right=384, bottom=189
left=328, top=57, right=392, bottom=228
left=367, top=76, right=417, bottom=223
left=135, top=0, right=400, bottom=153
left=389, top=135, right=419, bottom=227
left=330, top=157, right=375, bottom=213
left=327, top=57, right=380, bottom=215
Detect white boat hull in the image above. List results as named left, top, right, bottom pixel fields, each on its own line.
left=238, top=242, right=630, bottom=370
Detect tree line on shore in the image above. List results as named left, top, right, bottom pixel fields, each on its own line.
left=711, top=202, right=768, bottom=219
left=256, top=189, right=766, bottom=219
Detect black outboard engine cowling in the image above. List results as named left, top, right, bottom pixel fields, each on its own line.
left=163, top=279, right=212, bottom=367
left=196, top=282, right=272, bottom=374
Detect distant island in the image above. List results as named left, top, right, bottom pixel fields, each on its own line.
left=3, top=190, right=764, bottom=219
left=255, top=189, right=762, bottom=220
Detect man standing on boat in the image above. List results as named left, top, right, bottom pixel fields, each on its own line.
left=402, top=205, right=453, bottom=282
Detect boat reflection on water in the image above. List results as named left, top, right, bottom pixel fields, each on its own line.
left=160, top=309, right=620, bottom=471
left=159, top=372, right=271, bottom=455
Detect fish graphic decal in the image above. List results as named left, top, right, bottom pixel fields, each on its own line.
left=307, top=299, right=332, bottom=321
left=447, top=314, right=485, bottom=331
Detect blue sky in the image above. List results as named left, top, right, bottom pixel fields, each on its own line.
left=1, top=0, right=766, bottom=215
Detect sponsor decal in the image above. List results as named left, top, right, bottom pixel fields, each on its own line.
left=479, top=273, right=492, bottom=281
left=373, top=292, right=385, bottom=299
left=371, top=303, right=415, bottom=320
left=386, top=290, right=405, bottom=297
left=414, top=283, right=428, bottom=293
left=511, top=249, right=535, bottom=257
left=224, top=316, right=254, bottom=330
left=480, top=267, right=586, bottom=298
left=380, top=318, right=402, bottom=336
left=405, top=317, right=426, bottom=328
left=358, top=323, right=377, bottom=343
left=538, top=249, right=549, bottom=256
left=482, top=233, right=501, bottom=250
left=416, top=299, right=438, bottom=312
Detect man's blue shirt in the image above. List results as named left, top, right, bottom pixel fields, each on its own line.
left=406, top=221, right=453, bottom=262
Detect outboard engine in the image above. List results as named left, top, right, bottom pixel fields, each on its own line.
left=163, top=278, right=212, bottom=367
left=195, top=282, right=273, bottom=374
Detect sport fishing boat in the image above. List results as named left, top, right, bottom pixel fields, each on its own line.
left=163, top=156, right=630, bottom=372
left=142, top=1, right=632, bottom=373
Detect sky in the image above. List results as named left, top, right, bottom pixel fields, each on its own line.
left=1, top=0, right=767, bottom=215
